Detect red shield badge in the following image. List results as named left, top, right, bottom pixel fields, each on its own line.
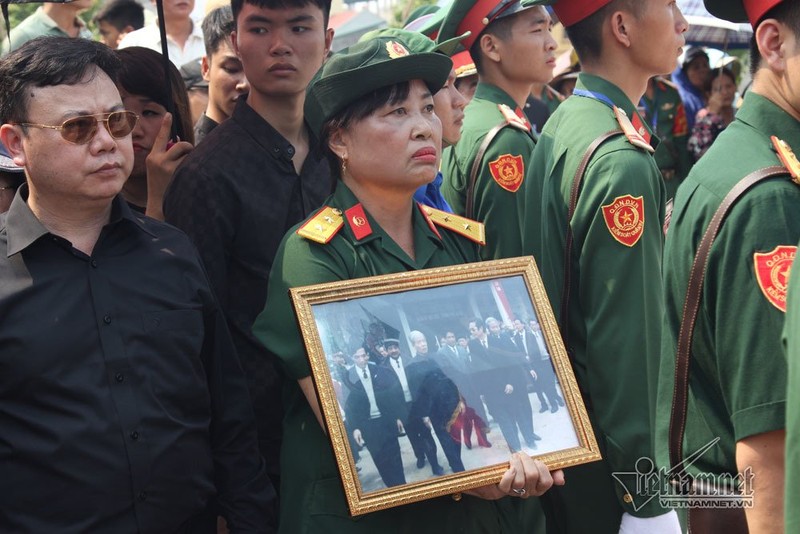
left=753, top=245, right=797, bottom=312
left=601, top=195, right=645, bottom=247
left=488, top=154, right=524, bottom=192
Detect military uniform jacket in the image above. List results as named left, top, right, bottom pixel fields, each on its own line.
left=441, top=83, right=535, bottom=260
left=783, top=251, right=800, bottom=532
left=655, top=93, right=800, bottom=479
left=253, top=182, right=540, bottom=533
left=640, top=77, right=692, bottom=200
left=528, top=73, right=666, bottom=517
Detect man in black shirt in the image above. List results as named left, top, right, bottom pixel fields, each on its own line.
left=163, top=0, right=335, bottom=495
left=0, top=37, right=275, bottom=532
left=194, top=5, right=249, bottom=144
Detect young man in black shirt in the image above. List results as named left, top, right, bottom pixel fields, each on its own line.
left=163, top=0, right=335, bottom=500
left=0, top=37, right=274, bottom=532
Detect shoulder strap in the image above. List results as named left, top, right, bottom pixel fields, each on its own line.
left=559, top=130, right=623, bottom=341
left=667, top=165, right=788, bottom=480
left=465, top=121, right=512, bottom=219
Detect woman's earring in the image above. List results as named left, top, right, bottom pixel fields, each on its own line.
left=341, top=155, right=348, bottom=175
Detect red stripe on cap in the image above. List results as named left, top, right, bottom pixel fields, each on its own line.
left=457, top=0, right=510, bottom=49
left=552, top=0, right=613, bottom=27
left=744, top=0, right=783, bottom=26
left=345, top=204, right=373, bottom=240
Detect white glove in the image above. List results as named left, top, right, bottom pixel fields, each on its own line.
left=618, top=510, right=681, bottom=534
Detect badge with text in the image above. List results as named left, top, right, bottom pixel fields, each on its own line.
left=345, top=204, right=373, bottom=240
left=601, top=195, right=645, bottom=247
left=488, top=154, right=524, bottom=192
left=753, top=245, right=797, bottom=312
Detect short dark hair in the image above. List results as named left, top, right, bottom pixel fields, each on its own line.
left=92, top=0, right=145, bottom=31
left=468, top=318, right=484, bottom=331
left=566, top=0, right=641, bottom=63
left=202, top=6, right=236, bottom=57
left=320, top=82, right=410, bottom=180
left=0, top=37, right=122, bottom=124
left=469, top=13, right=516, bottom=75
left=231, top=0, right=332, bottom=28
left=749, top=1, right=800, bottom=76
left=116, top=47, right=195, bottom=144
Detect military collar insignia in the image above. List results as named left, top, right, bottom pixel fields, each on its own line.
left=297, top=206, right=344, bottom=244
left=753, top=245, right=797, bottom=312
left=420, top=206, right=486, bottom=245
left=344, top=203, right=374, bottom=241
left=771, top=136, right=800, bottom=184
left=498, top=103, right=530, bottom=132
left=614, top=106, right=655, bottom=153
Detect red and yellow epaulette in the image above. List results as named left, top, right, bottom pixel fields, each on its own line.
left=772, top=136, right=800, bottom=184
left=655, top=76, right=678, bottom=92
left=498, top=104, right=530, bottom=132
left=296, top=206, right=344, bottom=244
left=420, top=205, right=486, bottom=245
left=614, top=106, right=655, bottom=153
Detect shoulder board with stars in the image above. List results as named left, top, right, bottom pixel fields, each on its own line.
left=296, top=206, right=344, bottom=244
left=421, top=206, right=486, bottom=246
left=771, top=136, right=800, bottom=184
left=614, top=106, right=655, bottom=153
left=498, top=104, right=529, bottom=132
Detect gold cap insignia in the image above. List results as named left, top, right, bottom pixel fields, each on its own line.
left=297, top=206, right=344, bottom=244
left=386, top=41, right=410, bottom=59
left=771, top=136, right=800, bottom=184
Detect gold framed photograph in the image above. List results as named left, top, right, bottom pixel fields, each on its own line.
left=290, top=257, right=600, bottom=516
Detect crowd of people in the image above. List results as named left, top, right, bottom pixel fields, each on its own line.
left=1, top=0, right=799, bottom=533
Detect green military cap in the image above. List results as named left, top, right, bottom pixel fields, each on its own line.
left=704, top=0, right=782, bottom=27
left=305, top=31, right=452, bottom=137
left=358, top=25, right=467, bottom=57
left=404, top=4, right=441, bottom=27
left=438, top=0, right=555, bottom=50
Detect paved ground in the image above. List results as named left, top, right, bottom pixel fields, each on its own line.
left=355, top=391, right=579, bottom=494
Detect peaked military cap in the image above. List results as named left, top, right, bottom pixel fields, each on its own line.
left=705, top=0, right=784, bottom=27
left=305, top=30, right=452, bottom=137
left=438, top=0, right=555, bottom=50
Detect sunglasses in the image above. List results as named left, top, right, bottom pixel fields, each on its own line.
left=17, top=111, right=139, bottom=145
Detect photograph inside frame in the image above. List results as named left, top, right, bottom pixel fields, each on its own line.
left=292, top=260, right=600, bottom=511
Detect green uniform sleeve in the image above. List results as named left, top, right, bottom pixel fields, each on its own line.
left=574, top=148, right=665, bottom=516
left=783, top=254, right=800, bottom=532
left=704, top=184, right=797, bottom=441
left=253, top=231, right=349, bottom=380
left=470, top=128, right=532, bottom=260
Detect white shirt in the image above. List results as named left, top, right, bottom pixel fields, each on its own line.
left=533, top=331, right=549, bottom=359
left=356, top=366, right=381, bottom=419
left=118, top=21, right=205, bottom=68
left=389, top=356, right=412, bottom=403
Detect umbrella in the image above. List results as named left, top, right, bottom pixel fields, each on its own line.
left=2, top=0, right=179, bottom=139
left=678, top=0, right=752, bottom=49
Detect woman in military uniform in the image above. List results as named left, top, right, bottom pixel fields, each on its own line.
left=252, top=30, right=562, bottom=534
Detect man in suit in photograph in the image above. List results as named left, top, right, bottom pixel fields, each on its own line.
left=344, top=347, right=406, bottom=488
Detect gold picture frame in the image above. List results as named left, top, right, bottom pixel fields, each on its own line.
left=290, top=257, right=600, bottom=516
